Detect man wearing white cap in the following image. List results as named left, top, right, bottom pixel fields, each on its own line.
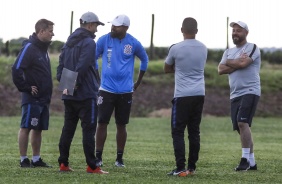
left=218, top=21, right=261, bottom=171
left=57, top=11, right=108, bottom=174
left=95, top=14, right=149, bottom=167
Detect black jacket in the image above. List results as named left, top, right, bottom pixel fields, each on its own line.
left=12, top=33, right=53, bottom=106
left=57, top=28, right=99, bottom=101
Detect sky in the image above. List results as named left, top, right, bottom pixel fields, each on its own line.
left=1, top=0, right=282, bottom=49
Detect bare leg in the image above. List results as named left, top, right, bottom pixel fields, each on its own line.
left=238, top=122, right=252, bottom=148
left=30, top=129, right=42, bottom=156
left=116, top=124, right=127, bottom=152
left=18, top=128, right=30, bottom=156
left=95, top=123, right=108, bottom=151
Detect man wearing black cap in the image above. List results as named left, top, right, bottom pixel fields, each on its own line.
left=57, top=11, right=108, bottom=174
left=218, top=21, right=260, bottom=171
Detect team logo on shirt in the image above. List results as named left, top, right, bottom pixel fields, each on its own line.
left=31, top=118, right=38, bottom=126
left=97, top=96, right=103, bottom=105
left=124, top=44, right=132, bottom=55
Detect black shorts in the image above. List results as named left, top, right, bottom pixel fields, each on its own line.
left=231, top=94, right=260, bottom=131
left=97, top=90, right=133, bottom=124
left=20, top=103, right=49, bottom=130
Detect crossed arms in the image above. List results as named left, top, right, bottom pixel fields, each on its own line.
left=218, top=53, right=253, bottom=75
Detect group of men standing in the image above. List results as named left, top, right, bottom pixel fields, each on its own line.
left=11, top=11, right=261, bottom=176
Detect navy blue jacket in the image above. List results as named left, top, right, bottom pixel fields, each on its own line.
left=57, top=28, right=99, bottom=101
left=12, top=33, right=53, bottom=106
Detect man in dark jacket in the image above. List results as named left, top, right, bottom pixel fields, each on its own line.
left=12, top=19, right=54, bottom=168
left=57, top=11, right=108, bottom=174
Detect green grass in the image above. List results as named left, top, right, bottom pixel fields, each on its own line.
left=0, top=116, right=282, bottom=183
left=3, top=55, right=282, bottom=93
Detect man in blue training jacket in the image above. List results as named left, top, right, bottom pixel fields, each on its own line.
left=95, top=14, right=149, bottom=167
left=12, top=19, right=54, bottom=168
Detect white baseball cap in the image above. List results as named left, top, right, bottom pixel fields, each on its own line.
left=230, top=21, right=248, bottom=31
left=80, top=12, right=105, bottom=26
left=109, top=14, right=130, bottom=26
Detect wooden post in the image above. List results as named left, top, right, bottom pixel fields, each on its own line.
left=70, top=11, right=74, bottom=35
left=149, top=14, right=155, bottom=60
left=226, top=17, right=229, bottom=49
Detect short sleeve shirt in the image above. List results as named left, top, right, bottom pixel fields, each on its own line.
left=219, top=43, right=261, bottom=99
left=165, top=39, right=207, bottom=98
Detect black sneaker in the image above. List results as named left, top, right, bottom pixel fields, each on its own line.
left=249, top=164, right=257, bottom=170
left=31, top=158, right=52, bottom=168
left=167, top=168, right=187, bottom=176
left=235, top=158, right=250, bottom=171
left=114, top=159, right=125, bottom=167
left=187, top=168, right=196, bottom=175
left=20, top=158, right=31, bottom=168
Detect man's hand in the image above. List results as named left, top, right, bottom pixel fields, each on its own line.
left=63, top=89, right=68, bottom=95
left=31, top=86, right=38, bottom=96
left=133, top=81, right=141, bottom=91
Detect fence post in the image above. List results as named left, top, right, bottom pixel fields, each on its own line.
left=149, top=14, right=155, bottom=60
left=70, top=11, right=74, bottom=35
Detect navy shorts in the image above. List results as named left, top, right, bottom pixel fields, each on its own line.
left=20, top=103, right=49, bottom=130
left=231, top=94, right=260, bottom=131
left=97, top=90, right=132, bottom=125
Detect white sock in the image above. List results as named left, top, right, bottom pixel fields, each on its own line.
left=20, top=156, right=28, bottom=162
left=242, top=148, right=250, bottom=160
left=249, top=152, right=256, bottom=166
left=32, top=155, right=40, bottom=162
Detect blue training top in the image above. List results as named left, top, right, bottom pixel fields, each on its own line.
left=96, top=33, right=148, bottom=93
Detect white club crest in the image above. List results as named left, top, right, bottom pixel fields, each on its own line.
left=97, top=96, right=103, bottom=105
left=124, top=44, right=132, bottom=55
left=31, top=118, right=38, bottom=126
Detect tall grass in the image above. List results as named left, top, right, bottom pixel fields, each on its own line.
left=0, top=116, right=281, bottom=183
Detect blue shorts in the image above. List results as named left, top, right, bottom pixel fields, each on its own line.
left=20, top=103, right=49, bottom=130
left=231, top=94, right=260, bottom=131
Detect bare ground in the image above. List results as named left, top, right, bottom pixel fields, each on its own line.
left=1, top=83, right=281, bottom=117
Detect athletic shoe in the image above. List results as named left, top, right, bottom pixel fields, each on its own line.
left=31, top=158, right=52, bottom=168
left=96, top=159, right=103, bottom=167
left=186, top=168, right=196, bottom=175
left=167, top=169, right=187, bottom=177
left=249, top=164, right=257, bottom=170
left=59, top=163, right=74, bottom=172
left=235, top=158, right=250, bottom=171
left=115, top=160, right=125, bottom=167
left=20, top=158, right=31, bottom=168
left=86, top=166, right=109, bottom=174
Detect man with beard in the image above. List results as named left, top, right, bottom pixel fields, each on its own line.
left=218, top=21, right=261, bottom=171
left=95, top=14, right=149, bottom=167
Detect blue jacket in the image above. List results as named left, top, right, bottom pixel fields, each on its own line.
left=57, top=28, right=99, bottom=101
left=96, top=33, right=148, bottom=93
left=12, top=33, right=53, bottom=106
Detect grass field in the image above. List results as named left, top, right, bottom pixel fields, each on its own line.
left=0, top=116, right=281, bottom=184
